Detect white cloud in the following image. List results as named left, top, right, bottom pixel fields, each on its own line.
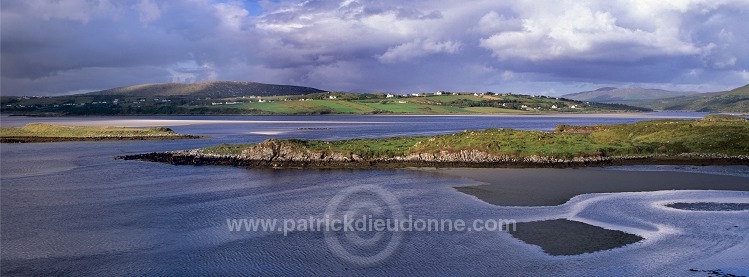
left=474, top=11, right=522, bottom=35
left=377, top=39, right=461, bottom=63
left=214, top=1, right=250, bottom=31
left=479, top=2, right=701, bottom=62
left=135, top=0, right=161, bottom=24
left=1, top=0, right=747, bottom=96
left=737, top=70, right=749, bottom=82
left=20, top=0, right=117, bottom=23
left=714, top=56, right=737, bottom=69
left=501, top=70, right=515, bottom=81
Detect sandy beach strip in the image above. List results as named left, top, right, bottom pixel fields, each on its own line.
left=433, top=167, right=749, bottom=207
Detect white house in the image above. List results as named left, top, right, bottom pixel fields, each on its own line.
left=570, top=105, right=577, bottom=109
left=434, top=91, right=444, bottom=96
left=328, top=95, right=338, bottom=99
left=386, top=93, right=395, bottom=98
left=551, top=105, right=558, bottom=109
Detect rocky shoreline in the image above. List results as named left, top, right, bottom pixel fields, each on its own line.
left=118, top=140, right=749, bottom=168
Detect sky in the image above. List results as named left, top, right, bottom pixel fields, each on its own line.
left=1, top=0, right=748, bottom=96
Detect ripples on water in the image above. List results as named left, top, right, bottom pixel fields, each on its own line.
left=2, top=113, right=748, bottom=276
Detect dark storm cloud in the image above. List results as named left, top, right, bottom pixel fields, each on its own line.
left=1, top=0, right=747, bottom=96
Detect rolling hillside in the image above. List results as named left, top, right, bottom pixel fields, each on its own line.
left=88, top=81, right=325, bottom=98
left=654, top=84, right=749, bottom=113
left=563, top=87, right=699, bottom=104
left=0, top=87, right=650, bottom=115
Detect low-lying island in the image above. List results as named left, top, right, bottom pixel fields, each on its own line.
left=121, top=114, right=749, bottom=168
left=0, top=123, right=203, bottom=143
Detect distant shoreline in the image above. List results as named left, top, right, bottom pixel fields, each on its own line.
left=1, top=111, right=708, bottom=118
left=0, top=123, right=205, bottom=143
left=0, top=112, right=710, bottom=129
left=1, top=135, right=203, bottom=143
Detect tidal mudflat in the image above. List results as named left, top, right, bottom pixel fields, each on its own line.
left=439, top=167, right=749, bottom=268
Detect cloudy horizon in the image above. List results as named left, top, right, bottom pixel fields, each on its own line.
left=2, top=0, right=748, bottom=96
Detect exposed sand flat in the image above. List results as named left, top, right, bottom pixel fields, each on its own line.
left=508, top=219, right=644, bottom=256
left=435, top=168, right=749, bottom=206
left=247, top=131, right=288, bottom=135
left=428, top=166, right=749, bottom=273
left=431, top=167, right=749, bottom=264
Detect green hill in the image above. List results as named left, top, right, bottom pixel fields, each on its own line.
left=563, top=87, right=699, bottom=104
left=1, top=84, right=651, bottom=115
left=88, top=81, right=325, bottom=98
left=650, top=84, right=749, bottom=113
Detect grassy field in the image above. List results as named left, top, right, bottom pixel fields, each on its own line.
left=3, top=90, right=651, bottom=115
left=309, top=100, right=378, bottom=113
left=201, top=114, right=749, bottom=159
left=236, top=102, right=297, bottom=113
left=463, top=107, right=530, bottom=114
left=423, top=95, right=485, bottom=102
left=0, top=123, right=199, bottom=142
left=359, top=101, right=468, bottom=114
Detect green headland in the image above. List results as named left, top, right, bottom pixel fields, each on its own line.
left=123, top=114, right=749, bottom=168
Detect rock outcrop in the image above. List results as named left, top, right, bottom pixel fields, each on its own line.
left=119, top=139, right=749, bottom=168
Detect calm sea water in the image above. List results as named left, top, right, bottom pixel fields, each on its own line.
left=2, top=113, right=747, bottom=276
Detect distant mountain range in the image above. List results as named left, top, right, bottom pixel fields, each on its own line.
left=563, top=85, right=749, bottom=113
left=2, top=81, right=747, bottom=114
left=562, top=87, right=699, bottom=103
left=646, top=84, right=749, bottom=112
left=88, top=81, right=325, bottom=98
left=0, top=80, right=650, bottom=115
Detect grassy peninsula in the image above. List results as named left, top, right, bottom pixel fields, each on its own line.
left=0, top=123, right=202, bottom=143
left=123, top=114, right=749, bottom=168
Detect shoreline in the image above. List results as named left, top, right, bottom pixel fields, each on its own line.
left=1, top=111, right=704, bottom=119
left=1, top=135, right=205, bottom=143
left=118, top=151, right=749, bottom=169
left=0, top=123, right=206, bottom=143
